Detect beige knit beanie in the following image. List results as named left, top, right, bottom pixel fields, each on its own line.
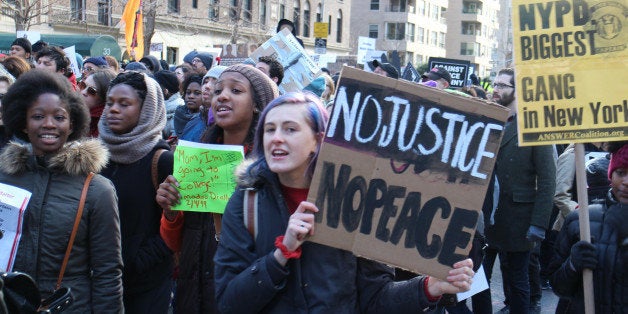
left=221, top=64, right=279, bottom=112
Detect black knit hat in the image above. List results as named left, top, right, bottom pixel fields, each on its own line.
left=11, top=38, right=32, bottom=54
left=153, top=70, right=180, bottom=95
left=221, top=64, right=279, bottom=112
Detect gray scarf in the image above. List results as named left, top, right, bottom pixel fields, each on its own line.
left=98, top=73, right=166, bottom=164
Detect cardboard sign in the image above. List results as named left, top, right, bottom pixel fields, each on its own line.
left=512, top=0, right=628, bottom=146
left=172, top=140, right=244, bottom=214
left=214, top=44, right=252, bottom=66
left=307, top=67, right=509, bottom=279
left=249, top=29, right=320, bottom=94
left=428, top=57, right=471, bottom=88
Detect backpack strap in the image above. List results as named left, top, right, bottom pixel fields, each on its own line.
left=243, top=189, right=258, bottom=240
left=151, top=149, right=167, bottom=190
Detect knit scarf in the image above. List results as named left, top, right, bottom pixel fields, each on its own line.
left=98, top=73, right=166, bottom=164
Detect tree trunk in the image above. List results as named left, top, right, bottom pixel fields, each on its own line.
left=143, top=0, right=157, bottom=56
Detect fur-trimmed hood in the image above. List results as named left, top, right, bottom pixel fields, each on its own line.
left=0, top=138, right=110, bottom=176
left=234, top=158, right=260, bottom=188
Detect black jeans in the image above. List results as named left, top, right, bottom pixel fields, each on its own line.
left=500, top=250, right=531, bottom=314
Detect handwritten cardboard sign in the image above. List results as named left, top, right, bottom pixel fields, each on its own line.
left=512, top=0, right=628, bottom=145
left=172, top=140, right=244, bottom=214
left=307, top=66, right=509, bottom=279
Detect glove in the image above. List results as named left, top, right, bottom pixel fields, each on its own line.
left=569, top=241, right=597, bottom=272
left=526, top=225, right=546, bottom=242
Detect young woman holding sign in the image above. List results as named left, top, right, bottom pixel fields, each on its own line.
left=212, top=91, right=474, bottom=313
left=156, top=64, right=279, bottom=313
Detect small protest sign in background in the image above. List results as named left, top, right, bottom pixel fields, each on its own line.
left=428, top=57, right=471, bottom=88
left=308, top=66, right=509, bottom=279
left=172, top=140, right=244, bottom=214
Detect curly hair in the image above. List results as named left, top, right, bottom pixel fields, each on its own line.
left=109, top=71, right=147, bottom=104
left=35, top=46, right=70, bottom=73
left=258, top=55, right=284, bottom=85
left=181, top=74, right=203, bottom=97
left=2, top=69, right=89, bottom=142
left=1, top=56, right=32, bottom=79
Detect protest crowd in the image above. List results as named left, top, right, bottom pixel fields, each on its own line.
left=0, top=20, right=626, bottom=314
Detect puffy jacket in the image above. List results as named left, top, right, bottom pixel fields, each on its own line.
left=549, top=191, right=628, bottom=313
left=0, top=140, right=123, bottom=313
left=214, top=160, right=437, bottom=313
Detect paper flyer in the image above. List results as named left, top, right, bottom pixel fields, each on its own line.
left=0, top=183, right=31, bottom=271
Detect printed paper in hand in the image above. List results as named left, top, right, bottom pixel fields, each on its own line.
left=457, top=264, right=489, bottom=301
left=0, top=183, right=32, bottom=271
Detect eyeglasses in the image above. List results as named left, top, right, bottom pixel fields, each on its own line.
left=492, top=82, right=514, bottom=89
left=82, top=66, right=96, bottom=73
left=78, top=81, right=98, bottom=96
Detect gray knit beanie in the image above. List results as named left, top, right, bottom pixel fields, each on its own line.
left=221, top=64, right=279, bottom=112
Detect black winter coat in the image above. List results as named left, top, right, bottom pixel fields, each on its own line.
left=549, top=191, right=628, bottom=313
left=214, top=161, right=437, bottom=313
left=101, top=141, right=174, bottom=296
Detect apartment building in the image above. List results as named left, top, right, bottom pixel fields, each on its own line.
left=0, top=0, right=352, bottom=64
left=444, top=0, right=501, bottom=78
left=350, top=0, right=449, bottom=66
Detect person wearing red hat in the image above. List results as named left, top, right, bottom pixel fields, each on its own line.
left=549, top=141, right=628, bottom=313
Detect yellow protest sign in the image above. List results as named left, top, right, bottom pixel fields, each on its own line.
left=512, top=0, right=628, bottom=146
left=314, top=22, right=329, bottom=38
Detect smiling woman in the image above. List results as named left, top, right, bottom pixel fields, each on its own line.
left=0, top=69, right=123, bottom=312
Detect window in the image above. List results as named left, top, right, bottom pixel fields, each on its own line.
left=460, top=42, right=481, bottom=56
left=386, top=22, right=405, bottom=40
left=417, top=27, right=424, bottom=43
left=430, top=31, right=437, bottom=46
left=209, top=0, right=219, bottom=20
left=462, top=22, right=481, bottom=35
left=192, top=0, right=198, bottom=8
left=167, top=47, right=178, bottom=65
left=389, top=0, right=406, bottom=12
left=431, top=4, right=439, bottom=20
left=229, top=0, right=238, bottom=21
left=293, top=0, right=300, bottom=35
left=369, top=24, right=379, bottom=39
left=336, top=10, right=342, bottom=42
left=417, top=0, right=425, bottom=15
left=71, top=0, right=85, bottom=20
left=260, top=0, right=267, bottom=26
left=328, top=15, right=332, bottom=35
left=370, top=0, right=379, bottom=10
left=303, top=2, right=310, bottom=37
left=168, top=0, right=179, bottom=13
left=97, top=0, right=111, bottom=25
left=438, top=32, right=445, bottom=48
left=463, top=1, right=482, bottom=14
left=316, top=3, right=322, bottom=22
left=406, top=23, right=415, bottom=41
left=243, top=0, right=252, bottom=25
left=280, top=4, right=285, bottom=20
